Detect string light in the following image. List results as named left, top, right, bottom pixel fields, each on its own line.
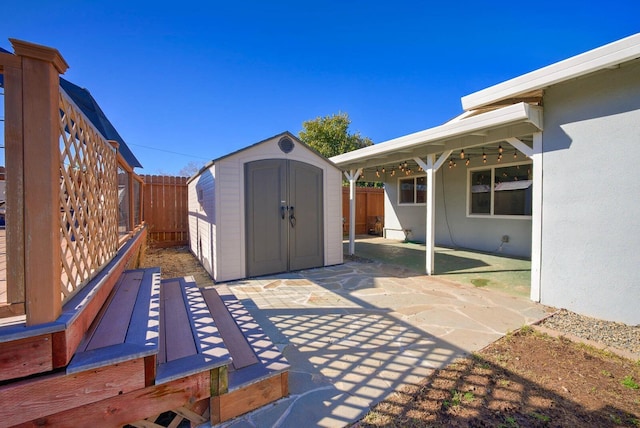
left=465, top=158, right=470, bottom=166
left=460, top=149, right=465, bottom=159
left=482, top=148, right=487, bottom=163
left=375, top=168, right=380, bottom=178
left=498, top=145, right=503, bottom=154
left=513, top=150, right=518, bottom=159
left=381, top=167, right=386, bottom=173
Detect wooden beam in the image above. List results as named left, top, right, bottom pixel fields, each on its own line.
left=0, top=358, right=145, bottom=427
left=14, top=371, right=211, bottom=428
left=3, top=56, right=26, bottom=306
left=215, top=373, right=288, bottom=423
left=0, top=334, right=52, bottom=382
left=11, top=39, right=68, bottom=325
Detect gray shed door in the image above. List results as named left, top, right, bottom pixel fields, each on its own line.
left=245, top=159, right=324, bottom=277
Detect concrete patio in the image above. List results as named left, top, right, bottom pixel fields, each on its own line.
left=212, top=243, right=549, bottom=427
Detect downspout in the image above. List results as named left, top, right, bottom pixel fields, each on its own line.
left=344, top=169, right=362, bottom=256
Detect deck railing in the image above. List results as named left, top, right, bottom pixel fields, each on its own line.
left=59, top=86, right=119, bottom=300
left=0, top=39, right=144, bottom=325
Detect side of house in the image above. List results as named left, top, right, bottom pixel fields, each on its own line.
left=538, top=58, right=640, bottom=323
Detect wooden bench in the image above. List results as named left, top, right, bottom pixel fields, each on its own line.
left=66, top=267, right=161, bottom=376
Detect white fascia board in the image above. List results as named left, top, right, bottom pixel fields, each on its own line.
left=330, top=103, right=541, bottom=167
left=461, top=33, right=640, bottom=111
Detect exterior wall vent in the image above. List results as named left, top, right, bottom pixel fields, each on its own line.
left=278, top=136, right=295, bottom=154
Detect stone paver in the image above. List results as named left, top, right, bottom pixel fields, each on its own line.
left=214, top=260, right=550, bottom=428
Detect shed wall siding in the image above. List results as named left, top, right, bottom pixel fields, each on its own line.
left=189, top=135, right=342, bottom=282
left=187, top=167, right=216, bottom=277
left=540, top=59, right=640, bottom=324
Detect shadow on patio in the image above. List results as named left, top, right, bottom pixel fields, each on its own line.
left=344, top=236, right=532, bottom=298
left=221, top=260, right=547, bottom=427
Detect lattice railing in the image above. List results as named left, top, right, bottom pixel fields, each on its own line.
left=59, top=88, right=119, bottom=301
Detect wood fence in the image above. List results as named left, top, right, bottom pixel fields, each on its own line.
left=342, top=186, right=384, bottom=235
left=142, top=175, right=189, bottom=247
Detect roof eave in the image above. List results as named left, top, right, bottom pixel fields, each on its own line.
left=330, top=102, right=542, bottom=168
left=461, top=32, right=640, bottom=111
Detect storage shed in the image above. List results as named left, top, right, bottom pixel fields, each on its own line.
left=188, top=132, right=343, bottom=282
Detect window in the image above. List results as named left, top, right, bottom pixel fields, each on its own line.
left=398, top=176, right=427, bottom=204
left=468, top=162, right=532, bottom=217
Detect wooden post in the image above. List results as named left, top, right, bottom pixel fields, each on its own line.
left=1, top=48, right=25, bottom=307
left=10, top=39, right=69, bottom=325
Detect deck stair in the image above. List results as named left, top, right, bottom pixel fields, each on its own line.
left=0, top=269, right=289, bottom=427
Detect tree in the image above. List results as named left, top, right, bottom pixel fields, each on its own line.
left=178, top=161, right=203, bottom=177
left=299, top=112, right=373, bottom=158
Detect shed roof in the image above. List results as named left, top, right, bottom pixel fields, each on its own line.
left=191, top=131, right=339, bottom=182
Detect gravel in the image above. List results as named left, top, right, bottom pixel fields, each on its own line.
left=540, top=309, right=640, bottom=356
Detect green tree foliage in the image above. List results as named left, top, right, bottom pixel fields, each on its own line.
left=299, top=112, right=373, bottom=158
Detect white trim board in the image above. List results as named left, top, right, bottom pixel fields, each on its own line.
left=461, top=33, right=640, bottom=111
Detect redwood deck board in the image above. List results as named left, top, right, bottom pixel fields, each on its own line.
left=161, top=279, right=197, bottom=361
left=85, top=270, right=142, bottom=350
left=200, top=287, right=258, bottom=370
left=66, top=268, right=160, bottom=374
left=155, top=277, right=230, bottom=385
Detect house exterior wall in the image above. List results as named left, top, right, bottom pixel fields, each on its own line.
left=382, top=162, right=532, bottom=258
left=188, top=135, right=342, bottom=282
left=539, top=59, right=640, bottom=324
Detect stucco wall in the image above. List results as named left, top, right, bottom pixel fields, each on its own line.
left=539, top=59, right=640, bottom=324
left=382, top=161, right=532, bottom=258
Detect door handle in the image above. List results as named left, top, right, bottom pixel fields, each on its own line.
left=289, top=206, right=296, bottom=228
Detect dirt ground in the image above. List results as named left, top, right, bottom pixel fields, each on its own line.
left=142, top=247, right=640, bottom=427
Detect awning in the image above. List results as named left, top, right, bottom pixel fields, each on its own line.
left=330, top=102, right=542, bottom=171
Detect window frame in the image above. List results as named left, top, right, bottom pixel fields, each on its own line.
left=397, top=175, right=427, bottom=206
left=466, top=160, right=533, bottom=220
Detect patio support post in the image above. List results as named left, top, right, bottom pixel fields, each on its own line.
left=344, top=169, right=362, bottom=255
left=530, top=132, right=543, bottom=301
left=10, top=39, right=69, bottom=325
left=415, top=151, right=451, bottom=275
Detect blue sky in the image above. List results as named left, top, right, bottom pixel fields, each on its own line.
left=2, top=1, right=639, bottom=175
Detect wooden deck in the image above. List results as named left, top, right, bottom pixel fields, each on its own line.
left=0, top=261, right=289, bottom=426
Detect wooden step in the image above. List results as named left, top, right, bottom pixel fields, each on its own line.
left=66, top=268, right=161, bottom=376
left=156, top=276, right=231, bottom=384
left=201, top=285, right=289, bottom=390
left=201, top=285, right=290, bottom=423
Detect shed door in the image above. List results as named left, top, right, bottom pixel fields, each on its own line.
left=245, top=159, right=323, bottom=277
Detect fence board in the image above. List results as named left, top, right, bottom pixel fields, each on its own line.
left=142, top=175, right=189, bottom=248
left=341, top=187, right=384, bottom=235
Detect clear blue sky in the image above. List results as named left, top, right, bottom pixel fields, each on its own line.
left=2, top=1, right=639, bottom=175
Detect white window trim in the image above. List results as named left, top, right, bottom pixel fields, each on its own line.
left=466, top=160, right=533, bottom=220
left=397, top=174, right=427, bottom=206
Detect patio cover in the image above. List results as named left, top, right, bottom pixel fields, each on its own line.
left=330, top=101, right=543, bottom=276
left=330, top=102, right=542, bottom=172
